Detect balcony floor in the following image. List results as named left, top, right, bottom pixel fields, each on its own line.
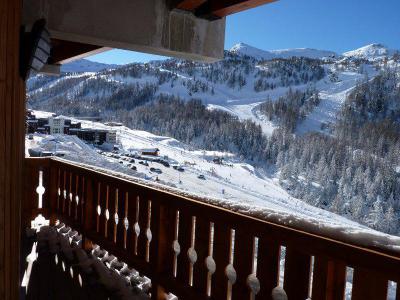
left=21, top=226, right=149, bottom=300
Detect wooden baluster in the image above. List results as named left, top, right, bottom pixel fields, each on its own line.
left=396, top=282, right=400, bottom=300
left=49, top=164, right=59, bottom=226
left=107, top=186, right=117, bottom=243
left=176, top=211, right=192, bottom=286
left=212, top=223, right=231, bottom=299
left=78, top=176, right=85, bottom=225
left=83, top=177, right=94, bottom=250
left=73, top=174, right=79, bottom=222
left=94, top=181, right=101, bottom=233
left=104, top=185, right=110, bottom=238
left=151, top=202, right=176, bottom=300
left=351, top=268, right=388, bottom=300
left=232, top=230, right=254, bottom=300
left=127, top=195, right=139, bottom=255
left=41, top=164, right=50, bottom=217
left=116, top=190, right=128, bottom=250
left=283, top=248, right=311, bottom=300
left=68, top=172, right=74, bottom=219
left=192, top=218, right=210, bottom=296
left=56, top=167, right=61, bottom=213
left=312, top=257, right=346, bottom=300
left=146, top=200, right=153, bottom=262
left=256, top=239, right=280, bottom=300
left=62, top=170, right=67, bottom=216
left=138, top=196, right=150, bottom=261
left=96, top=182, right=107, bottom=237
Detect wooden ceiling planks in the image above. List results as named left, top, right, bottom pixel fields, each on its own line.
left=170, top=0, right=277, bottom=19
left=49, top=39, right=109, bottom=65
left=169, top=0, right=207, bottom=11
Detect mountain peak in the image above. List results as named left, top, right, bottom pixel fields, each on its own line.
left=343, top=43, right=396, bottom=59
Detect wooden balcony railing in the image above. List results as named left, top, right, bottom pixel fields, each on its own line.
left=24, top=158, right=400, bottom=300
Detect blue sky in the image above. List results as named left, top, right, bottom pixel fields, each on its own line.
left=89, top=0, right=400, bottom=65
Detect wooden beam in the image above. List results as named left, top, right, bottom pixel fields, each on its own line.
left=169, top=0, right=207, bottom=11
left=196, top=0, right=277, bottom=19
left=0, top=0, right=25, bottom=298
left=49, top=39, right=110, bottom=65
left=23, top=0, right=225, bottom=62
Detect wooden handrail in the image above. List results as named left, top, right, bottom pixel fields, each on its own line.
left=24, top=157, right=400, bottom=300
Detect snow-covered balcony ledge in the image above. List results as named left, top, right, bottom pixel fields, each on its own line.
left=24, top=157, right=400, bottom=300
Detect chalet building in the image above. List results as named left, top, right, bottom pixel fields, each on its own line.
left=0, top=0, right=398, bottom=299
left=26, top=114, right=116, bottom=145
left=104, top=121, right=123, bottom=127
left=106, top=130, right=117, bottom=144
left=69, top=128, right=117, bottom=145
left=48, top=116, right=67, bottom=135
left=26, top=119, right=39, bottom=134
left=139, top=148, right=160, bottom=156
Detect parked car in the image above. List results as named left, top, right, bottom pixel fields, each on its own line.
left=160, top=160, right=170, bottom=167
left=28, top=134, right=34, bottom=140
left=197, top=174, right=206, bottom=180
left=130, top=159, right=135, bottom=163
left=139, top=161, right=149, bottom=166
left=150, top=167, right=162, bottom=174
left=177, top=166, right=184, bottom=172
left=131, top=166, right=137, bottom=171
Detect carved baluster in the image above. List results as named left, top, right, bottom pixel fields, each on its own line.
left=73, top=174, right=79, bottom=221
left=106, top=186, right=116, bottom=242
left=283, top=248, right=311, bottom=300
left=352, top=268, right=388, bottom=300
left=176, top=211, right=192, bottom=285
left=232, top=230, right=257, bottom=300
left=212, top=223, right=231, bottom=299
left=256, top=238, right=281, bottom=300
left=192, top=218, right=210, bottom=295
left=187, top=216, right=198, bottom=286
left=312, top=256, right=346, bottom=300
left=104, top=185, right=110, bottom=238
left=68, top=172, right=74, bottom=219
left=56, top=167, right=61, bottom=213
left=62, top=170, right=67, bottom=215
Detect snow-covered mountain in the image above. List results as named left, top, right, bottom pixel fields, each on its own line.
left=25, top=42, right=400, bottom=238
left=230, top=42, right=337, bottom=60
left=28, top=43, right=399, bottom=135
left=60, top=59, right=118, bottom=73
left=343, top=43, right=397, bottom=60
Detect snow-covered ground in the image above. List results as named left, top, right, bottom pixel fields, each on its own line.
left=26, top=111, right=400, bottom=257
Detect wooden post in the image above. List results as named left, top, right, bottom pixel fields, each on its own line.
left=0, top=0, right=25, bottom=299
left=82, top=177, right=95, bottom=250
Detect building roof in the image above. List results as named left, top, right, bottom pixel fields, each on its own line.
left=140, top=148, right=160, bottom=152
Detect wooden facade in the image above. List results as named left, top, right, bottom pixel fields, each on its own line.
left=0, top=0, right=25, bottom=299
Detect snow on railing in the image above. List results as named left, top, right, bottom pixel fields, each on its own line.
left=24, top=157, right=400, bottom=300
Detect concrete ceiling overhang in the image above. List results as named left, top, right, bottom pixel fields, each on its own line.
left=22, top=0, right=276, bottom=64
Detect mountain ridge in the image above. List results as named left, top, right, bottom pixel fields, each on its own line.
left=229, top=42, right=337, bottom=60
left=61, top=59, right=119, bottom=73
